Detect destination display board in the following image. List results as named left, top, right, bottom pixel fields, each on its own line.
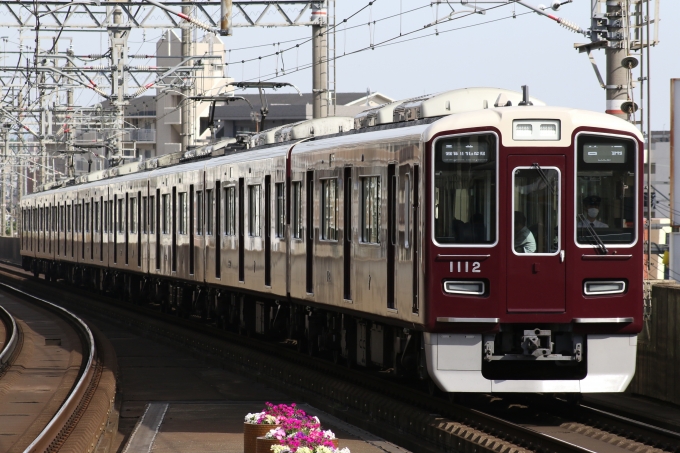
left=442, top=142, right=489, bottom=163
left=583, top=143, right=627, bottom=163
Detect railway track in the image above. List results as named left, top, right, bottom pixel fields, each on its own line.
left=0, top=277, right=117, bottom=453
left=0, top=262, right=677, bottom=453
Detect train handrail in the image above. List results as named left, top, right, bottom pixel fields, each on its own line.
left=0, top=303, right=19, bottom=369
left=0, top=283, right=97, bottom=453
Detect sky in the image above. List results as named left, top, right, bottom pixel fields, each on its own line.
left=218, top=0, right=678, bottom=131
left=3, top=0, right=678, bottom=131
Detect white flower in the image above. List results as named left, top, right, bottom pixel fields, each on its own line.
left=244, top=412, right=265, bottom=423
left=337, top=448, right=351, bottom=453
left=270, top=446, right=291, bottom=453
left=261, top=414, right=279, bottom=425
left=296, top=448, right=313, bottom=453
left=322, top=430, right=336, bottom=440
left=314, top=446, right=334, bottom=453
left=312, top=416, right=321, bottom=424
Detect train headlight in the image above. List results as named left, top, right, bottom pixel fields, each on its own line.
left=512, top=119, right=561, bottom=141
left=443, top=280, right=485, bottom=296
left=583, top=280, right=626, bottom=296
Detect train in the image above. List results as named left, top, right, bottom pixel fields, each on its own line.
left=20, top=87, right=643, bottom=394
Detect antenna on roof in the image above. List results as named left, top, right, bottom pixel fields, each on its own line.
left=518, top=85, right=533, bottom=106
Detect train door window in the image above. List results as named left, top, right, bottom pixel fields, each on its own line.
left=76, top=204, right=82, bottom=233
left=67, top=205, right=72, bottom=232
left=575, top=135, right=637, bottom=245
left=108, top=201, right=113, bottom=233
left=361, top=176, right=381, bottom=244
left=117, top=198, right=125, bottom=234
left=404, top=174, right=411, bottom=248
left=512, top=167, right=560, bottom=255
left=433, top=134, right=497, bottom=245
left=196, top=191, right=203, bottom=235
left=292, top=181, right=302, bottom=239
left=60, top=206, right=64, bottom=232
left=162, top=194, right=170, bottom=234
left=85, top=203, right=90, bottom=232
left=94, top=202, right=99, bottom=233
left=130, top=198, right=138, bottom=233
left=142, top=197, right=147, bottom=233
left=206, top=189, right=214, bottom=235
left=321, top=178, right=338, bottom=241
left=275, top=183, right=285, bottom=238
left=224, top=186, right=235, bottom=235
left=149, top=195, right=155, bottom=234
left=178, top=192, right=187, bottom=234
left=248, top=184, right=261, bottom=237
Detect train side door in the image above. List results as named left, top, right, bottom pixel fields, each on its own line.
left=506, top=155, right=566, bottom=313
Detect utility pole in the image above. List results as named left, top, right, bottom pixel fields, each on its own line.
left=1, top=130, right=7, bottom=237
left=110, top=5, right=129, bottom=165
left=602, top=0, right=629, bottom=119
left=312, top=1, right=328, bottom=119
left=181, top=0, right=194, bottom=152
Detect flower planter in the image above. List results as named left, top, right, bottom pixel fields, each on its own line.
left=244, top=423, right=280, bottom=453
left=256, top=436, right=280, bottom=453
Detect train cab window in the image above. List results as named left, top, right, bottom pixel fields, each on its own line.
left=130, top=198, right=138, bottom=233
left=576, top=135, right=637, bottom=245
left=512, top=167, right=560, bottom=254
left=197, top=191, right=204, bottom=235
left=434, top=134, right=497, bottom=245
left=275, top=183, right=285, bottom=238
left=178, top=193, right=187, bottom=234
left=248, top=185, right=261, bottom=237
left=224, top=186, right=235, bottom=236
left=361, top=176, right=381, bottom=244
left=206, top=189, right=214, bottom=235
left=292, top=181, right=302, bottom=239
left=321, top=179, right=338, bottom=241
left=162, top=194, right=170, bottom=234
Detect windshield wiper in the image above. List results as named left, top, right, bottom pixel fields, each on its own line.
left=532, top=163, right=555, bottom=195
left=578, top=213, right=608, bottom=255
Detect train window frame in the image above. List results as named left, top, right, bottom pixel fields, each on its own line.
left=430, top=131, right=499, bottom=248
left=224, top=186, right=236, bottom=236
left=292, top=181, right=302, bottom=239
left=360, top=175, right=381, bottom=245
left=511, top=166, right=562, bottom=257
left=248, top=184, right=261, bottom=237
left=275, top=182, right=285, bottom=238
left=574, top=131, right=638, bottom=249
left=321, top=178, right=338, bottom=241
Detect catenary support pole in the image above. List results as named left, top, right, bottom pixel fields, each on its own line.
left=312, top=1, right=328, bottom=119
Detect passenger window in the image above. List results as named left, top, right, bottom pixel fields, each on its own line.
left=94, top=202, right=99, bottom=233
left=248, top=185, right=261, bottom=237
left=108, top=201, right=113, bottom=233
left=321, top=179, right=338, bottom=240
left=67, top=205, right=72, bottom=232
left=206, top=189, right=214, bottom=235
left=292, top=181, right=302, bottom=239
left=275, top=183, right=285, bottom=238
left=142, top=197, right=147, bottom=233
left=361, top=176, right=380, bottom=244
left=178, top=193, right=187, bottom=234
left=404, top=174, right=410, bottom=249
left=85, top=203, right=90, bottom=233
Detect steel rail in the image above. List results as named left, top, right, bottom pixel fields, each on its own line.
left=0, top=282, right=97, bottom=453
left=0, top=303, right=19, bottom=370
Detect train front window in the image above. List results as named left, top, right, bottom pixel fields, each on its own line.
left=434, top=134, right=497, bottom=245
left=576, top=135, right=637, bottom=245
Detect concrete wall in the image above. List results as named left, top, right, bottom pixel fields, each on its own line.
left=628, top=281, right=680, bottom=404
left=0, top=237, right=20, bottom=266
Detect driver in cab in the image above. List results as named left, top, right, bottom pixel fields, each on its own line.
left=578, top=195, right=608, bottom=228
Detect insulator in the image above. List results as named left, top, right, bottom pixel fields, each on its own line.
left=557, top=18, right=584, bottom=34
left=84, top=66, right=108, bottom=71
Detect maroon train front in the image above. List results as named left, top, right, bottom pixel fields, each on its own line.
left=20, top=87, right=643, bottom=394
